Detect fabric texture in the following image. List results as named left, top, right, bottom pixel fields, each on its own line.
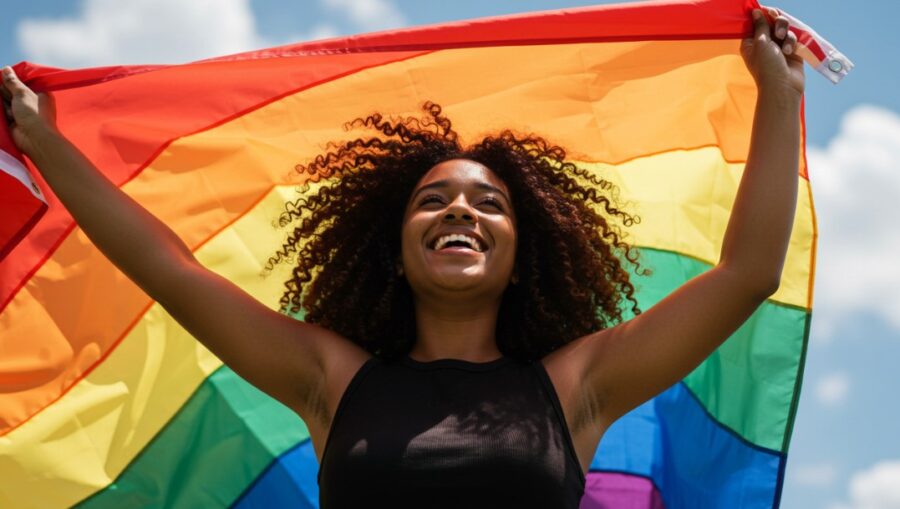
left=0, top=0, right=839, bottom=507
left=318, top=356, right=584, bottom=508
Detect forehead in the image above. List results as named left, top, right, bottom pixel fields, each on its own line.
left=415, top=159, right=509, bottom=193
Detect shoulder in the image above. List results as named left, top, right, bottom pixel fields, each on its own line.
left=540, top=331, right=612, bottom=433
left=318, top=338, right=373, bottom=419
left=302, top=339, right=373, bottom=458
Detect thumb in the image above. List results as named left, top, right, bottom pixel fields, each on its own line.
left=2, top=67, right=29, bottom=97
left=740, top=37, right=754, bottom=60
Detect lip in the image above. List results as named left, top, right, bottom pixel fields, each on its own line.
left=429, top=246, right=484, bottom=256
left=427, top=229, right=488, bottom=252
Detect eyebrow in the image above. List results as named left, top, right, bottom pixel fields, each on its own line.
left=412, top=179, right=511, bottom=204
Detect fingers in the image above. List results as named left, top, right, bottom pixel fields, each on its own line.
left=0, top=71, right=11, bottom=103
left=1, top=67, right=12, bottom=124
left=751, top=9, right=770, bottom=43
left=771, top=13, right=797, bottom=56
left=773, top=16, right=789, bottom=41
left=748, top=10, right=799, bottom=57
left=783, top=31, right=798, bottom=56
left=742, top=9, right=767, bottom=55
left=2, top=66, right=29, bottom=98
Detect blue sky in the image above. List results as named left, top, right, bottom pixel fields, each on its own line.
left=3, top=1, right=898, bottom=508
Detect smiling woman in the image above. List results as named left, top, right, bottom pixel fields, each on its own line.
left=268, top=102, right=645, bottom=362
left=261, top=104, right=653, bottom=505
left=0, top=0, right=816, bottom=506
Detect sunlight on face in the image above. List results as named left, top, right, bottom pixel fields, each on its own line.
left=400, top=159, right=517, bottom=302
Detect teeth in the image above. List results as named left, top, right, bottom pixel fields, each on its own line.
left=433, top=233, right=483, bottom=252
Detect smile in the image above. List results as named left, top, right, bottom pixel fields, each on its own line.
left=429, top=233, right=486, bottom=252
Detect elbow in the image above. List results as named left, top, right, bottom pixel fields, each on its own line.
left=737, top=276, right=780, bottom=304
left=718, top=263, right=781, bottom=300
left=754, top=277, right=781, bottom=300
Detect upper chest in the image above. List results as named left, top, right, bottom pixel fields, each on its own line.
left=318, top=360, right=582, bottom=503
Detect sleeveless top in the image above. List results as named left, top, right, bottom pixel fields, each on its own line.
left=317, top=355, right=586, bottom=508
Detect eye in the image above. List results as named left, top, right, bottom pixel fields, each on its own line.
left=419, top=194, right=444, bottom=206
left=479, top=197, right=504, bottom=211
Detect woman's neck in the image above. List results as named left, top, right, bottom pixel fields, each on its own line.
left=409, top=297, right=503, bottom=362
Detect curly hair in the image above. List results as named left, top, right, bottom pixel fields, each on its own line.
left=266, top=102, right=648, bottom=361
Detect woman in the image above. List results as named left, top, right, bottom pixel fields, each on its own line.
left=2, top=9, right=803, bottom=508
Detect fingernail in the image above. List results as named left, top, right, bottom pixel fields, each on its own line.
left=777, top=27, right=786, bottom=38
left=752, top=9, right=761, bottom=19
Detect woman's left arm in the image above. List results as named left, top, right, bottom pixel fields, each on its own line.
left=549, top=10, right=806, bottom=432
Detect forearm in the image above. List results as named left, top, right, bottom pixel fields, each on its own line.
left=718, top=86, right=801, bottom=293
left=27, top=125, right=196, bottom=297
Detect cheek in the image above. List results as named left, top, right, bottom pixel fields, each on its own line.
left=486, top=220, right=517, bottom=270
left=399, top=216, right=426, bottom=257
left=494, top=218, right=517, bottom=250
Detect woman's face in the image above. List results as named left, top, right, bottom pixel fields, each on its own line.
left=401, top=159, right=517, bottom=303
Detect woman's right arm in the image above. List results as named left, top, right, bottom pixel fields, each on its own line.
left=1, top=66, right=369, bottom=422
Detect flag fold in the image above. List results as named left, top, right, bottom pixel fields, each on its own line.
left=0, top=0, right=834, bottom=507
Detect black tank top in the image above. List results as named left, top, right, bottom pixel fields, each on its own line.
left=317, top=355, right=586, bottom=508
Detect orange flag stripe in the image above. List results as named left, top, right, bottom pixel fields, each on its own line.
left=1, top=38, right=794, bottom=434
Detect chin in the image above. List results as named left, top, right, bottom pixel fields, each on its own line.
left=430, top=270, right=487, bottom=291
left=407, top=265, right=493, bottom=297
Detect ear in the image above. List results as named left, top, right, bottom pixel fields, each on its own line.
left=510, top=264, right=519, bottom=285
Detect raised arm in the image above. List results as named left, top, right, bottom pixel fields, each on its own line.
left=546, top=9, right=806, bottom=437
left=1, top=67, right=369, bottom=425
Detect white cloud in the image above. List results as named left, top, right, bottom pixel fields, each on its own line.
left=322, top=0, right=407, bottom=32
left=828, top=460, right=900, bottom=509
left=16, top=0, right=406, bottom=67
left=807, top=105, right=900, bottom=341
left=792, top=462, right=839, bottom=486
left=303, top=23, right=342, bottom=42
left=17, top=0, right=267, bottom=67
left=815, top=372, right=850, bottom=406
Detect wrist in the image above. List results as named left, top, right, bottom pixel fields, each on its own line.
left=23, top=121, right=63, bottom=160
left=23, top=116, right=58, bottom=137
left=757, top=81, right=803, bottom=104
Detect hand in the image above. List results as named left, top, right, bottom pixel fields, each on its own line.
left=741, top=9, right=805, bottom=97
left=1, top=66, right=58, bottom=156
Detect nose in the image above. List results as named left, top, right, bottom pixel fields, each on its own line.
left=443, top=195, right=476, bottom=224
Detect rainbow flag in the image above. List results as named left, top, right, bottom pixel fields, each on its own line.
left=0, top=0, right=838, bottom=506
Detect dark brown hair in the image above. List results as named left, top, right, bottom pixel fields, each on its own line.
left=266, top=102, right=647, bottom=360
